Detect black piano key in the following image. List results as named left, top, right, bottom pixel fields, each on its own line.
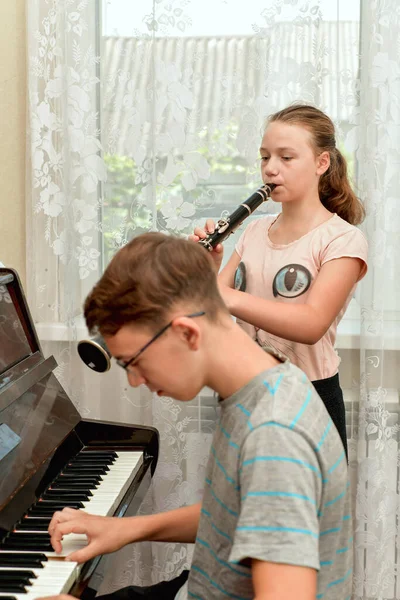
left=26, top=510, right=73, bottom=518
left=57, top=473, right=102, bottom=482
left=50, top=482, right=99, bottom=491
left=61, top=467, right=108, bottom=475
left=62, top=461, right=110, bottom=475
left=27, top=509, right=75, bottom=518
left=42, top=491, right=91, bottom=501
left=68, top=455, right=116, bottom=465
left=0, top=571, right=36, bottom=579
left=31, top=500, right=84, bottom=509
left=0, top=538, right=54, bottom=551
left=0, top=553, right=47, bottom=567
left=55, top=479, right=102, bottom=488
left=18, top=517, right=52, bottom=525
left=1, top=538, right=51, bottom=547
left=69, top=460, right=114, bottom=468
left=80, top=450, right=117, bottom=457
left=5, top=538, right=49, bottom=547
left=6, top=533, right=50, bottom=541
left=16, top=518, right=52, bottom=532
left=70, top=455, right=112, bottom=463
left=15, top=523, right=49, bottom=532
left=0, top=583, right=27, bottom=592
left=67, top=461, right=110, bottom=470
left=0, top=575, right=33, bottom=584
left=27, top=503, right=83, bottom=517
left=0, top=596, right=18, bottom=600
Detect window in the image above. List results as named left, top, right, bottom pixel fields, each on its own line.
left=99, top=0, right=362, bottom=266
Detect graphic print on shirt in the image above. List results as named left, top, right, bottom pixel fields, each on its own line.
left=234, top=261, right=247, bottom=292
left=272, top=264, right=312, bottom=298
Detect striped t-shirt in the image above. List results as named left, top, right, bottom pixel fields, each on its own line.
left=179, top=361, right=352, bottom=600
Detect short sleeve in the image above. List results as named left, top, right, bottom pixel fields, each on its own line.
left=229, top=424, right=322, bottom=570
left=320, top=227, right=368, bottom=282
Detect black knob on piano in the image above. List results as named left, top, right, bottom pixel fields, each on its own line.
left=77, top=334, right=111, bottom=373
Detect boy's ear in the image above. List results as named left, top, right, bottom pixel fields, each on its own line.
left=171, top=317, right=201, bottom=350
left=316, top=150, right=330, bottom=175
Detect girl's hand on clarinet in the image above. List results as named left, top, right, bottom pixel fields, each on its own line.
left=189, top=219, right=224, bottom=271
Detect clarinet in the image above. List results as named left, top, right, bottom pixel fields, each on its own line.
left=198, top=183, right=276, bottom=251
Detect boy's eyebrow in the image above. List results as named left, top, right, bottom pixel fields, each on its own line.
left=115, top=353, right=134, bottom=361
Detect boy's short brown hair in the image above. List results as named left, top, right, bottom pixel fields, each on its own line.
left=84, top=232, right=229, bottom=336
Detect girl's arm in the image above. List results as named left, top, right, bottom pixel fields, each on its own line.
left=219, top=256, right=363, bottom=345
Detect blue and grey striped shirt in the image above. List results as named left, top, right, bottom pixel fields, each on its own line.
left=182, top=361, right=352, bottom=600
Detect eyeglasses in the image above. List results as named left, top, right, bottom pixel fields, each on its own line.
left=116, top=311, right=206, bottom=373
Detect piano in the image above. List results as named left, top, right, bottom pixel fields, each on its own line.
left=0, top=268, right=159, bottom=599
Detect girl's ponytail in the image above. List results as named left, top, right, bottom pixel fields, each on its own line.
left=319, top=147, right=365, bottom=225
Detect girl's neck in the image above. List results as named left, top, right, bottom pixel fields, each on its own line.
left=269, top=196, right=334, bottom=245
left=279, top=196, right=333, bottom=230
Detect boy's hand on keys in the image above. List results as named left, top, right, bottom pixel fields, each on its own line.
left=48, top=507, right=134, bottom=562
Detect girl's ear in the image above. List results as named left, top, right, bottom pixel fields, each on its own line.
left=316, top=151, right=330, bottom=175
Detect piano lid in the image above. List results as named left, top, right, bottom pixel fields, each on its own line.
left=0, top=268, right=81, bottom=517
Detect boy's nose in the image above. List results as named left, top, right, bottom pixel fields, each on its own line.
left=127, top=369, right=146, bottom=388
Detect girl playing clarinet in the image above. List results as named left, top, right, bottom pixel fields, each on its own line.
left=191, top=104, right=368, bottom=457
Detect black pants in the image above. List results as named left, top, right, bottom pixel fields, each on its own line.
left=96, top=569, right=189, bottom=600
left=311, top=373, right=348, bottom=460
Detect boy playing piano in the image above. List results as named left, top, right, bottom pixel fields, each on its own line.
left=38, top=232, right=351, bottom=600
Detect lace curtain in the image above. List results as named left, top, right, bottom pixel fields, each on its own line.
left=26, top=0, right=400, bottom=597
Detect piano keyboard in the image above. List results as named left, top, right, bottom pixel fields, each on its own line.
left=0, top=449, right=143, bottom=598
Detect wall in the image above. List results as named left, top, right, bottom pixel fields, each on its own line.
left=0, top=0, right=26, bottom=285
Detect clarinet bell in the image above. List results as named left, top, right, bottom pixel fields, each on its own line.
left=77, top=334, right=112, bottom=373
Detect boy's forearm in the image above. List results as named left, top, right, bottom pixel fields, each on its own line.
left=126, top=502, right=202, bottom=544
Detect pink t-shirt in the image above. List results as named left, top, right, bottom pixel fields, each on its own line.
left=235, top=213, right=368, bottom=381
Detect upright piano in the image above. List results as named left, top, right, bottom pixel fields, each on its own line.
left=0, top=268, right=159, bottom=599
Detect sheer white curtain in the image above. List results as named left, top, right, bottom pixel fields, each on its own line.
left=26, top=0, right=400, bottom=596
left=346, top=1, right=400, bottom=598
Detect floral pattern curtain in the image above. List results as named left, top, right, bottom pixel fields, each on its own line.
left=26, top=0, right=400, bottom=597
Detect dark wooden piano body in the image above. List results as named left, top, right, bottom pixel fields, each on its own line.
left=0, top=268, right=159, bottom=598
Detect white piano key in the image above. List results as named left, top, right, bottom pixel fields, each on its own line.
left=0, top=559, right=79, bottom=598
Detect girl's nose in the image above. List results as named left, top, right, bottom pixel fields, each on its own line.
left=264, top=157, right=279, bottom=177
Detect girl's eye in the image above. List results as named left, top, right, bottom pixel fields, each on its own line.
left=260, top=156, right=270, bottom=161
left=282, top=156, right=293, bottom=161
